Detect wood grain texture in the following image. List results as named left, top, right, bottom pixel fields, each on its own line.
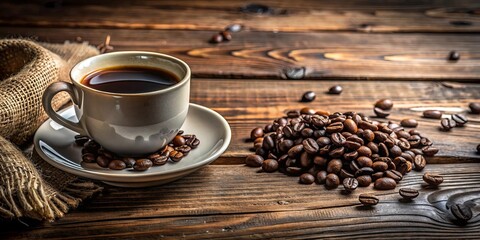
left=1, top=163, right=479, bottom=239
left=2, top=27, right=480, bottom=80
left=1, top=0, right=480, bottom=33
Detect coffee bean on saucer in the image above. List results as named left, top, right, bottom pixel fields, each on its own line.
left=400, top=118, right=418, bottom=128
left=359, top=193, right=379, bottom=206
left=82, top=153, right=96, bottom=163
left=84, top=140, right=100, bottom=152
left=451, top=114, right=468, bottom=126
left=96, top=155, right=111, bottom=168
left=423, top=172, right=443, bottom=186
left=173, top=135, right=186, bottom=147
left=469, top=102, right=480, bottom=114
left=133, top=159, right=153, bottom=171
left=74, top=135, right=90, bottom=146
left=375, top=99, right=393, bottom=111
left=423, top=110, right=442, bottom=119
left=170, top=150, right=184, bottom=162
left=399, top=188, right=419, bottom=200
left=301, top=91, right=316, bottom=102
left=149, top=153, right=169, bottom=166
left=374, top=107, right=390, bottom=118
left=108, top=159, right=126, bottom=170
left=190, top=138, right=200, bottom=149
left=122, top=157, right=136, bottom=168
left=328, top=85, right=343, bottom=94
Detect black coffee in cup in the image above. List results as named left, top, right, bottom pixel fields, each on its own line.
left=80, top=66, right=180, bottom=93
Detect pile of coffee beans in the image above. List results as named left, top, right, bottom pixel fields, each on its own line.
left=245, top=108, right=439, bottom=190
left=76, top=131, right=200, bottom=171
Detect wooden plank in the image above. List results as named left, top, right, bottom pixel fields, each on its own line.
left=1, top=0, right=480, bottom=33
left=1, top=163, right=479, bottom=239
left=2, top=27, right=480, bottom=80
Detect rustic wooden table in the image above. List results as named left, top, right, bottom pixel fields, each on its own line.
left=1, top=0, right=480, bottom=238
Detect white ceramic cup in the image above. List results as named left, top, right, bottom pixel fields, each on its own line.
left=42, top=51, right=191, bottom=156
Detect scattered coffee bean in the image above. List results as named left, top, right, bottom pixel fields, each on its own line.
left=422, top=110, right=442, bottom=119
left=133, top=159, right=153, bottom=171
left=440, top=118, right=456, bottom=131
left=422, top=146, right=439, bottom=157
left=108, top=159, right=126, bottom=170
left=328, top=85, right=343, bottom=94
left=400, top=119, right=418, bottom=128
left=450, top=203, right=473, bottom=223
left=301, top=91, right=316, bottom=102
left=374, top=177, right=397, bottom=190
left=469, top=102, right=480, bottom=114
left=399, top=188, right=419, bottom=200
left=210, top=33, right=223, bottom=43
left=374, top=107, right=390, bottom=118
left=451, top=114, right=468, bottom=126
left=448, top=51, right=460, bottom=61
left=250, top=127, right=264, bottom=140
left=423, top=172, right=443, bottom=186
left=325, top=173, right=340, bottom=189
left=220, top=31, right=232, bottom=41
left=359, top=193, right=379, bottom=206
left=299, top=173, right=315, bottom=184
left=74, top=135, right=90, bottom=146
left=375, top=99, right=393, bottom=111
left=343, top=178, right=358, bottom=192
left=262, top=159, right=279, bottom=172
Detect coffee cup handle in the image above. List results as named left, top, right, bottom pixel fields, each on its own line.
left=42, top=82, right=85, bottom=134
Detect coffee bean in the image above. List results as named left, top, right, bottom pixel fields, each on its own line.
left=313, top=156, right=327, bottom=167
left=301, top=91, right=316, bottom=102
left=400, top=118, right=418, bottom=128
left=361, top=129, right=375, bottom=142
left=300, top=108, right=315, bottom=115
left=339, top=169, right=354, bottom=179
left=356, top=156, right=373, bottom=168
left=316, top=137, right=331, bottom=147
left=331, top=132, right=346, bottom=147
left=343, top=178, right=358, bottom=192
left=108, top=159, right=126, bottom=170
left=303, top=138, right=319, bottom=154
left=286, top=110, right=301, bottom=118
left=423, top=172, right=443, bottom=186
left=327, top=159, right=343, bottom=174
left=448, top=51, right=460, bottom=61
left=84, top=140, right=101, bottom=152
left=451, top=203, right=473, bottom=222
left=170, top=150, right=184, bottom=161
left=356, top=175, right=372, bottom=187
left=210, top=33, right=223, bottom=43
left=374, top=177, right=397, bottom=190
left=329, top=146, right=345, bottom=158
left=452, top=114, right=468, bottom=126
left=357, top=146, right=372, bottom=157
left=344, top=141, right=362, bottom=150
left=359, top=194, right=379, bottom=206
left=299, top=173, right=315, bottom=184
left=288, top=144, right=304, bottom=157
left=385, top=170, right=403, bottom=182
left=326, top=122, right=344, bottom=133
left=328, top=85, right=343, bottom=94
left=399, top=188, right=419, bottom=200
left=300, top=128, right=314, bottom=138
left=355, top=167, right=374, bottom=177
left=373, top=107, right=390, bottom=118
left=122, top=157, right=136, bottom=168
left=172, top=135, right=186, bottom=147
left=133, top=159, right=153, bottom=171
left=414, top=155, right=426, bottom=171
left=96, top=155, right=111, bottom=168
left=262, top=135, right=275, bottom=150
left=371, top=172, right=384, bottom=181
left=74, top=135, right=90, bottom=146
left=220, top=31, right=232, bottom=41
left=262, top=159, right=279, bottom=172
left=372, top=161, right=388, bottom=172
left=250, top=127, right=264, bottom=140
left=81, top=153, right=96, bottom=163
left=343, top=119, right=358, bottom=133
left=469, top=102, right=480, bottom=114
left=176, top=145, right=192, bottom=154
left=245, top=154, right=264, bottom=167
left=422, top=146, right=439, bottom=157
left=325, top=173, right=340, bottom=189
left=286, top=166, right=303, bottom=176
left=358, top=121, right=378, bottom=131
left=440, top=118, right=456, bottom=131
left=423, top=110, right=442, bottom=119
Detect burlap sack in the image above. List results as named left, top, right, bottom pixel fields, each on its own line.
left=0, top=39, right=103, bottom=221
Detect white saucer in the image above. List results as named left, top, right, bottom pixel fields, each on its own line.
left=34, top=103, right=231, bottom=187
